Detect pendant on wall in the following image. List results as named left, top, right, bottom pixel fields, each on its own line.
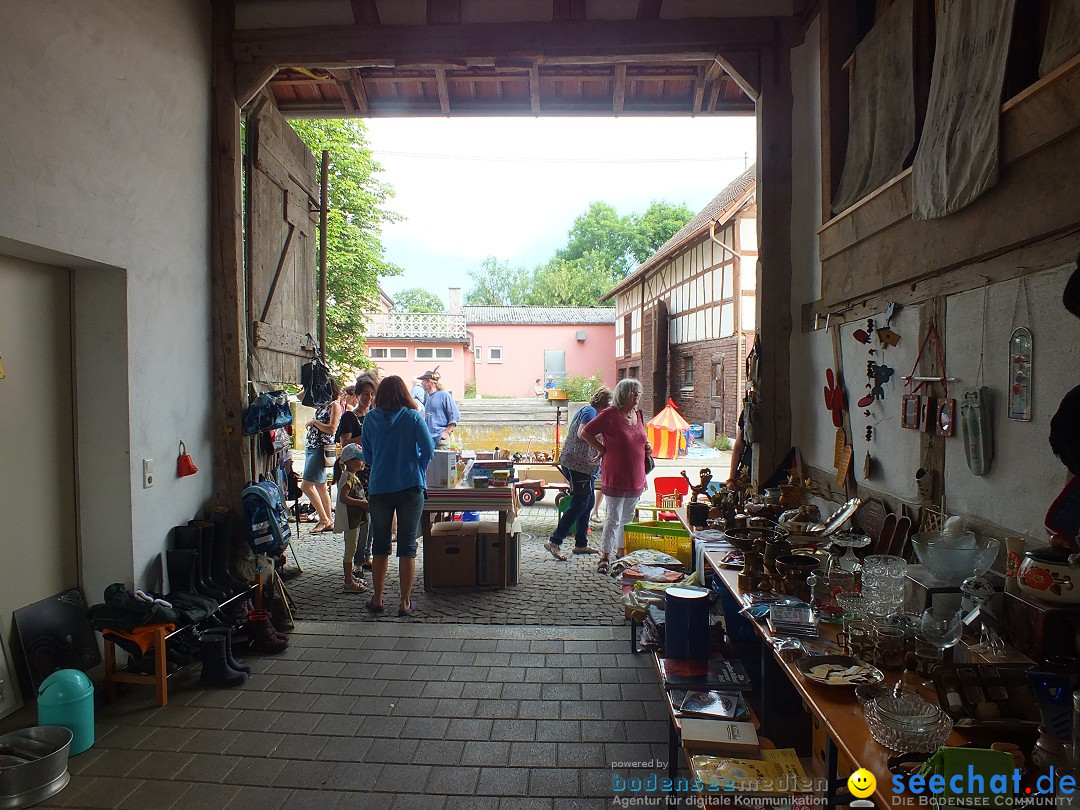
left=1008, top=327, right=1033, bottom=421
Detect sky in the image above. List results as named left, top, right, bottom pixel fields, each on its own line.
left=364, top=116, right=758, bottom=305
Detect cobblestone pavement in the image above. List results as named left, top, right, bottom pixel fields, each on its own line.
left=285, top=500, right=628, bottom=626
left=49, top=621, right=683, bottom=809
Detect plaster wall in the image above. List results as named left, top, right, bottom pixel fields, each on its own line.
left=363, top=341, right=467, bottom=398
left=0, top=1, right=213, bottom=603
left=468, top=323, right=616, bottom=397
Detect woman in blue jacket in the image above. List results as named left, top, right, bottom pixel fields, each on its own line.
left=361, top=376, right=435, bottom=616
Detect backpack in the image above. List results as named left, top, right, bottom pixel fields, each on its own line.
left=242, top=480, right=292, bottom=555
left=300, top=358, right=333, bottom=406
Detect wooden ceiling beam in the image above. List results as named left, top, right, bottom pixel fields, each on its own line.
left=636, top=0, right=664, bottom=19
left=350, top=0, right=380, bottom=25
left=691, top=64, right=706, bottom=115
left=427, top=0, right=461, bottom=25
left=613, top=63, right=627, bottom=114
left=435, top=67, right=451, bottom=113
left=529, top=65, right=541, bottom=113
left=234, top=18, right=777, bottom=68
left=348, top=68, right=369, bottom=112
left=236, top=64, right=277, bottom=107
left=553, top=0, right=586, bottom=20
left=716, top=51, right=760, bottom=100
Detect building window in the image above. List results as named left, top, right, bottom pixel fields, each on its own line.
left=369, top=347, right=407, bottom=360
left=489, top=347, right=503, bottom=363
left=683, top=356, right=695, bottom=387
left=474, top=346, right=482, bottom=362
left=415, top=347, right=454, bottom=360
left=623, top=314, right=632, bottom=358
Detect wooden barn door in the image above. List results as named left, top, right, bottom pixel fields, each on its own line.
left=247, top=101, right=320, bottom=387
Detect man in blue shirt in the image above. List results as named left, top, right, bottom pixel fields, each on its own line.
left=419, top=369, right=460, bottom=449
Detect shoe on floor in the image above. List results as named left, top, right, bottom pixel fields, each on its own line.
left=572, top=546, right=600, bottom=554
left=365, top=598, right=384, bottom=613
left=398, top=602, right=416, bottom=617
left=590, top=514, right=603, bottom=524
left=543, top=541, right=567, bottom=561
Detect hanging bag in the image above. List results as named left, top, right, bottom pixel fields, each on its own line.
left=559, top=409, right=600, bottom=474
left=242, top=390, right=293, bottom=435
left=640, top=411, right=656, bottom=474
left=300, top=355, right=333, bottom=406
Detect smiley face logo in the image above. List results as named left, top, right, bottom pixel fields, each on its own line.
left=848, top=768, right=876, bottom=798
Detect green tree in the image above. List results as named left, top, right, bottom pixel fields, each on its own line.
left=627, top=200, right=695, bottom=264
left=525, top=258, right=612, bottom=307
left=556, top=202, right=633, bottom=278
left=289, top=119, right=402, bottom=372
left=463, top=256, right=531, bottom=306
left=392, top=288, right=445, bottom=312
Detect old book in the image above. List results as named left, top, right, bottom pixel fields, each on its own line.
left=672, top=689, right=749, bottom=721
left=658, top=657, right=753, bottom=692
left=679, top=719, right=759, bottom=758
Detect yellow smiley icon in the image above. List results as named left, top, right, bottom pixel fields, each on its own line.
left=848, top=768, right=877, bottom=798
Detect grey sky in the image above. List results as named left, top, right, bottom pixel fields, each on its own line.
left=365, top=116, right=758, bottom=305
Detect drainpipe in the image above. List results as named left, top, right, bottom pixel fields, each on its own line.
left=709, top=220, right=741, bottom=259
left=711, top=218, right=744, bottom=434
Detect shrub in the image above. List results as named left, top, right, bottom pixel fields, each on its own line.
left=561, top=371, right=606, bottom=403
left=464, top=380, right=477, bottom=399
left=714, top=434, right=733, bottom=451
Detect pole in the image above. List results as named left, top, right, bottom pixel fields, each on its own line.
left=318, top=149, right=329, bottom=351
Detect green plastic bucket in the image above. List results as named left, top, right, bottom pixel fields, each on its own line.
left=38, top=669, right=95, bottom=755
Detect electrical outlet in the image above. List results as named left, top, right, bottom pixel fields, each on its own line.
left=143, top=459, right=154, bottom=488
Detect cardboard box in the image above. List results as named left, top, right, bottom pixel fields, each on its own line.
left=426, top=522, right=477, bottom=588
left=476, top=519, right=522, bottom=587
left=425, top=450, right=459, bottom=488
left=680, top=719, right=759, bottom=758
left=808, top=708, right=852, bottom=778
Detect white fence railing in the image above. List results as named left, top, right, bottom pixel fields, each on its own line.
left=366, top=312, right=467, bottom=340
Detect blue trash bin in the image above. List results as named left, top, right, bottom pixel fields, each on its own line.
left=461, top=511, right=480, bottom=522
left=38, top=669, right=95, bottom=755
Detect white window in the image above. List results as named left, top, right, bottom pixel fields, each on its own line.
left=369, top=348, right=388, bottom=358
left=489, top=346, right=503, bottom=363
left=371, top=347, right=407, bottom=360
left=436, top=347, right=453, bottom=359
left=415, top=347, right=433, bottom=359
left=474, top=346, right=482, bottom=362
left=417, top=347, right=453, bottom=360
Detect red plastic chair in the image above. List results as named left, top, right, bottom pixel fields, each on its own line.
left=653, top=476, right=690, bottom=522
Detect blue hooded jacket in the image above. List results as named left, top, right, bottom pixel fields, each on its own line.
left=361, top=407, right=435, bottom=495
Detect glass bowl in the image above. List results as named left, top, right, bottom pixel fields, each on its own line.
left=911, top=533, right=1001, bottom=584
left=865, top=696, right=953, bottom=752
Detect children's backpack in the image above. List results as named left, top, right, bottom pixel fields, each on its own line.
left=242, top=480, right=292, bottom=555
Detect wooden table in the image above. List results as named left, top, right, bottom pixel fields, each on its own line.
left=701, top=551, right=967, bottom=810
left=421, top=486, right=517, bottom=591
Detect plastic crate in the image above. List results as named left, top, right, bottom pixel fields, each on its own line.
left=622, top=521, right=693, bottom=568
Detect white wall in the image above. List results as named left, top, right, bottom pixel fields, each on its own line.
left=0, top=1, right=214, bottom=604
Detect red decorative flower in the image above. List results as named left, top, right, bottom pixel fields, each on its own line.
left=1021, top=566, right=1053, bottom=591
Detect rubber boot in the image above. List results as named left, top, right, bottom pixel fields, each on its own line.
left=166, top=548, right=199, bottom=593
left=209, top=508, right=250, bottom=592
left=199, top=633, right=247, bottom=687
left=246, top=610, right=288, bottom=654
left=247, top=609, right=287, bottom=642
left=190, top=520, right=235, bottom=600
left=202, top=627, right=251, bottom=673
left=172, top=526, right=227, bottom=601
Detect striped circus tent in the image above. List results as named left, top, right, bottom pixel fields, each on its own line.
left=647, top=399, right=690, bottom=459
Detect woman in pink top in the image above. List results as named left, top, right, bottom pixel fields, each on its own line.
left=580, top=378, right=651, bottom=573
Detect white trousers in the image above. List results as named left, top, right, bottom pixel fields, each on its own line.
left=600, top=494, right=640, bottom=559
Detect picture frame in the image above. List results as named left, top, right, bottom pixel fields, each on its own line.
left=901, top=394, right=922, bottom=429
left=0, top=627, right=25, bottom=721
left=920, top=396, right=938, bottom=434
left=936, top=398, right=956, bottom=437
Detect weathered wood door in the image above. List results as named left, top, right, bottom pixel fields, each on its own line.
left=651, top=300, right=669, bottom=413
left=247, top=100, right=320, bottom=385
left=710, top=355, right=726, bottom=435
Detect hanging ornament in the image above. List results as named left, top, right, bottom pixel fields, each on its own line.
left=1008, top=271, right=1034, bottom=422
left=961, top=282, right=994, bottom=474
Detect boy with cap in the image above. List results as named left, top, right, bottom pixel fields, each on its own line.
left=419, top=368, right=460, bottom=449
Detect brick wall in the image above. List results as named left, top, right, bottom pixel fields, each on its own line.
left=667, top=333, right=753, bottom=440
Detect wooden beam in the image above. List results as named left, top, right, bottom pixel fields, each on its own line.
left=753, top=34, right=795, bottom=488
left=236, top=64, right=277, bottom=108
left=715, top=51, right=760, bottom=101
left=350, top=0, right=380, bottom=25
left=637, top=0, right=664, bottom=19
left=691, top=64, right=707, bottom=115
left=435, top=67, right=451, bottom=113
left=349, top=68, right=369, bottom=112
left=428, top=0, right=461, bottom=25
left=234, top=18, right=778, bottom=68
left=819, top=0, right=859, bottom=221
left=529, top=65, right=541, bottom=113
left=210, top=4, right=252, bottom=512
left=553, top=0, right=587, bottom=20
left=613, top=63, right=627, bottom=114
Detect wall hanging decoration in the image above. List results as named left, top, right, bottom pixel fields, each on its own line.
left=935, top=399, right=956, bottom=437
left=902, top=321, right=956, bottom=435
left=902, top=394, right=922, bottom=429
left=823, top=368, right=845, bottom=428
left=1008, top=271, right=1034, bottom=421
left=961, top=283, right=994, bottom=475
left=176, top=441, right=198, bottom=477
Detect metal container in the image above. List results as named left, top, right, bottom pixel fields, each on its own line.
left=0, top=726, right=72, bottom=809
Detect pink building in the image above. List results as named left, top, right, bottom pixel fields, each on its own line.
left=364, top=292, right=616, bottom=398
left=463, top=307, right=617, bottom=397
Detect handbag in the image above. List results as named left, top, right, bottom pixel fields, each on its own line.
left=323, top=443, right=339, bottom=467
left=300, top=357, right=333, bottom=407
left=640, top=411, right=656, bottom=473
left=242, top=390, right=293, bottom=435
left=559, top=410, right=599, bottom=473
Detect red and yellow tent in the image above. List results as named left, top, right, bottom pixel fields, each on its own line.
left=647, top=399, right=690, bottom=459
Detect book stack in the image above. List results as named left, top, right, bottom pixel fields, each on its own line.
left=670, top=689, right=751, bottom=721
left=657, top=656, right=753, bottom=692
left=767, top=604, right=818, bottom=638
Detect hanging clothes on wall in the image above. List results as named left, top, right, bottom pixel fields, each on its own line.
left=1040, top=0, right=1080, bottom=78
left=912, top=0, right=1016, bottom=220
left=831, top=0, right=916, bottom=214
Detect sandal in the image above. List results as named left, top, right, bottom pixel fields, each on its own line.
left=397, top=602, right=416, bottom=617
left=543, top=541, right=567, bottom=561
left=342, top=581, right=368, bottom=594
left=572, top=546, right=600, bottom=554
left=364, top=598, right=385, bottom=613
left=597, top=560, right=610, bottom=574
left=315, top=525, right=336, bottom=534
